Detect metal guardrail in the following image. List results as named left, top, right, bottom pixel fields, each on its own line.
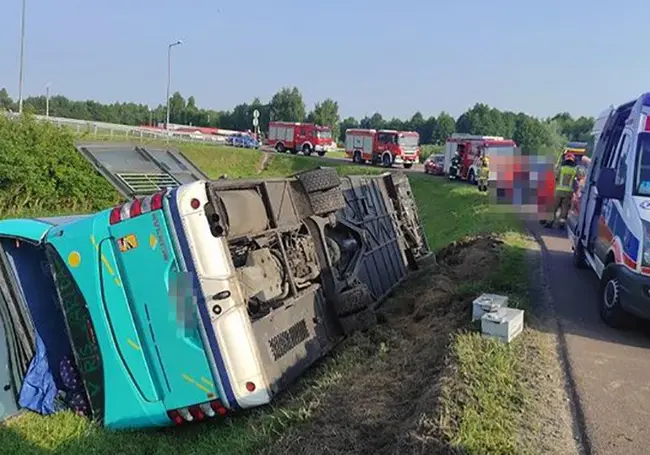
left=4, top=112, right=228, bottom=145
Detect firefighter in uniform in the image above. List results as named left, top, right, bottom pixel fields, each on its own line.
left=449, top=152, right=461, bottom=180
left=478, top=154, right=490, bottom=192
left=543, top=153, right=577, bottom=228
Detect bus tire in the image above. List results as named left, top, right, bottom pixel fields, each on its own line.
left=308, top=187, right=346, bottom=215
left=275, top=142, right=286, bottom=153
left=296, top=167, right=341, bottom=193
left=335, top=285, right=372, bottom=317
left=599, top=264, right=633, bottom=329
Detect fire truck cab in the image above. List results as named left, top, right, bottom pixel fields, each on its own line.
left=267, top=122, right=333, bottom=156
left=443, top=133, right=517, bottom=184
left=345, top=129, right=420, bottom=168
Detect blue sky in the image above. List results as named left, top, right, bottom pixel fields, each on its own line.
left=0, top=0, right=648, bottom=120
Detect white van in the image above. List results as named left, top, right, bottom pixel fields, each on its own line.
left=568, top=93, right=650, bottom=328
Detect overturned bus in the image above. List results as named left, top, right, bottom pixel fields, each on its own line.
left=0, top=164, right=429, bottom=430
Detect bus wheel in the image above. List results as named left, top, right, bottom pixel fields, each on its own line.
left=353, top=151, right=366, bottom=164
left=275, top=143, right=285, bottom=153
left=382, top=154, right=392, bottom=168
left=599, top=264, right=633, bottom=329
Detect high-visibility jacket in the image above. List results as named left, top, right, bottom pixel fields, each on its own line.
left=556, top=165, right=576, bottom=193
left=479, top=163, right=489, bottom=180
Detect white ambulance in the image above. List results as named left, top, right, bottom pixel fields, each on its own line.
left=568, top=93, right=650, bottom=328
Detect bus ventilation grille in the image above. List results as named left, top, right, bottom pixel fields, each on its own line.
left=268, top=319, right=309, bottom=361
left=116, top=172, right=178, bottom=195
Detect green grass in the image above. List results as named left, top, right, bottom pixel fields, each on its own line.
left=0, top=144, right=556, bottom=454
left=436, top=232, right=535, bottom=455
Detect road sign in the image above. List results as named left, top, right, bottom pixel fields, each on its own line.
left=252, top=118, right=259, bottom=127
left=253, top=109, right=260, bottom=118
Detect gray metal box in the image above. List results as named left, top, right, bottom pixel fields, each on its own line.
left=481, top=307, right=524, bottom=343
left=472, top=293, right=509, bottom=322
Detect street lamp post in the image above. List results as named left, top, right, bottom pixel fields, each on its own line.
left=165, top=40, right=183, bottom=130
left=45, top=83, right=50, bottom=117
left=18, top=0, right=26, bottom=114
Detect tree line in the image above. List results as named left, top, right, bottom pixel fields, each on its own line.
left=0, top=86, right=594, bottom=152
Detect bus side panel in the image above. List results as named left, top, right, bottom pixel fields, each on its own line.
left=97, top=239, right=161, bottom=402
left=46, top=213, right=169, bottom=430
left=109, top=210, right=219, bottom=410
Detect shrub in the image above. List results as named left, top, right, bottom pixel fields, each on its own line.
left=0, top=114, right=119, bottom=215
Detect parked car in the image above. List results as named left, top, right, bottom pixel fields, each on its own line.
left=424, top=154, right=445, bottom=175
left=227, top=133, right=259, bottom=149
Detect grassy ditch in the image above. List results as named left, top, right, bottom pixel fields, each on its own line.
left=0, top=122, right=573, bottom=454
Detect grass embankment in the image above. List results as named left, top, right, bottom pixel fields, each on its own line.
left=0, top=117, right=573, bottom=454
left=0, top=115, right=120, bottom=218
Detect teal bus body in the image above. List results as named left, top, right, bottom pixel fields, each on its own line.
left=0, top=197, right=222, bottom=429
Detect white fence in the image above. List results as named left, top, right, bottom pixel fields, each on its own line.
left=6, top=112, right=228, bottom=145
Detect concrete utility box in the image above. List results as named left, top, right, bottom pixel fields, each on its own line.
left=481, top=307, right=524, bottom=343
left=472, top=293, right=509, bottom=322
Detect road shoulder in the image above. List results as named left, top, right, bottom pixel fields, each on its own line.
left=523, top=233, right=586, bottom=454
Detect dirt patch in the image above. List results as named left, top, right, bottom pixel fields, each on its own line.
left=257, top=152, right=272, bottom=173
left=260, top=236, right=502, bottom=455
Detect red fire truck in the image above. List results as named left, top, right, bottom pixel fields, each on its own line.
left=267, top=121, right=333, bottom=156
left=344, top=129, right=420, bottom=168
left=443, top=133, right=517, bottom=183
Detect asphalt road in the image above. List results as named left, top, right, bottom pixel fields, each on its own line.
left=260, top=147, right=425, bottom=174
left=532, top=222, right=650, bottom=455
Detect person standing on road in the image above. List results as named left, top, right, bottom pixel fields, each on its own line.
left=544, top=153, right=577, bottom=228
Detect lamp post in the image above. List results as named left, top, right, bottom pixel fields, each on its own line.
left=45, top=83, right=50, bottom=117
left=18, top=0, right=26, bottom=114
left=165, top=40, right=183, bottom=130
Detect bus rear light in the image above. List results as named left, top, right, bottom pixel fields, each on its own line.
left=200, top=402, right=215, bottom=417
left=209, top=400, right=223, bottom=413
left=109, top=205, right=123, bottom=225
left=209, top=399, right=228, bottom=416
left=190, top=198, right=201, bottom=209
left=189, top=405, right=205, bottom=421
left=177, top=407, right=193, bottom=422
left=246, top=381, right=256, bottom=392
left=167, top=409, right=183, bottom=425
left=151, top=189, right=167, bottom=210
left=167, top=399, right=228, bottom=426
left=109, top=189, right=168, bottom=225
left=129, top=198, right=143, bottom=217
